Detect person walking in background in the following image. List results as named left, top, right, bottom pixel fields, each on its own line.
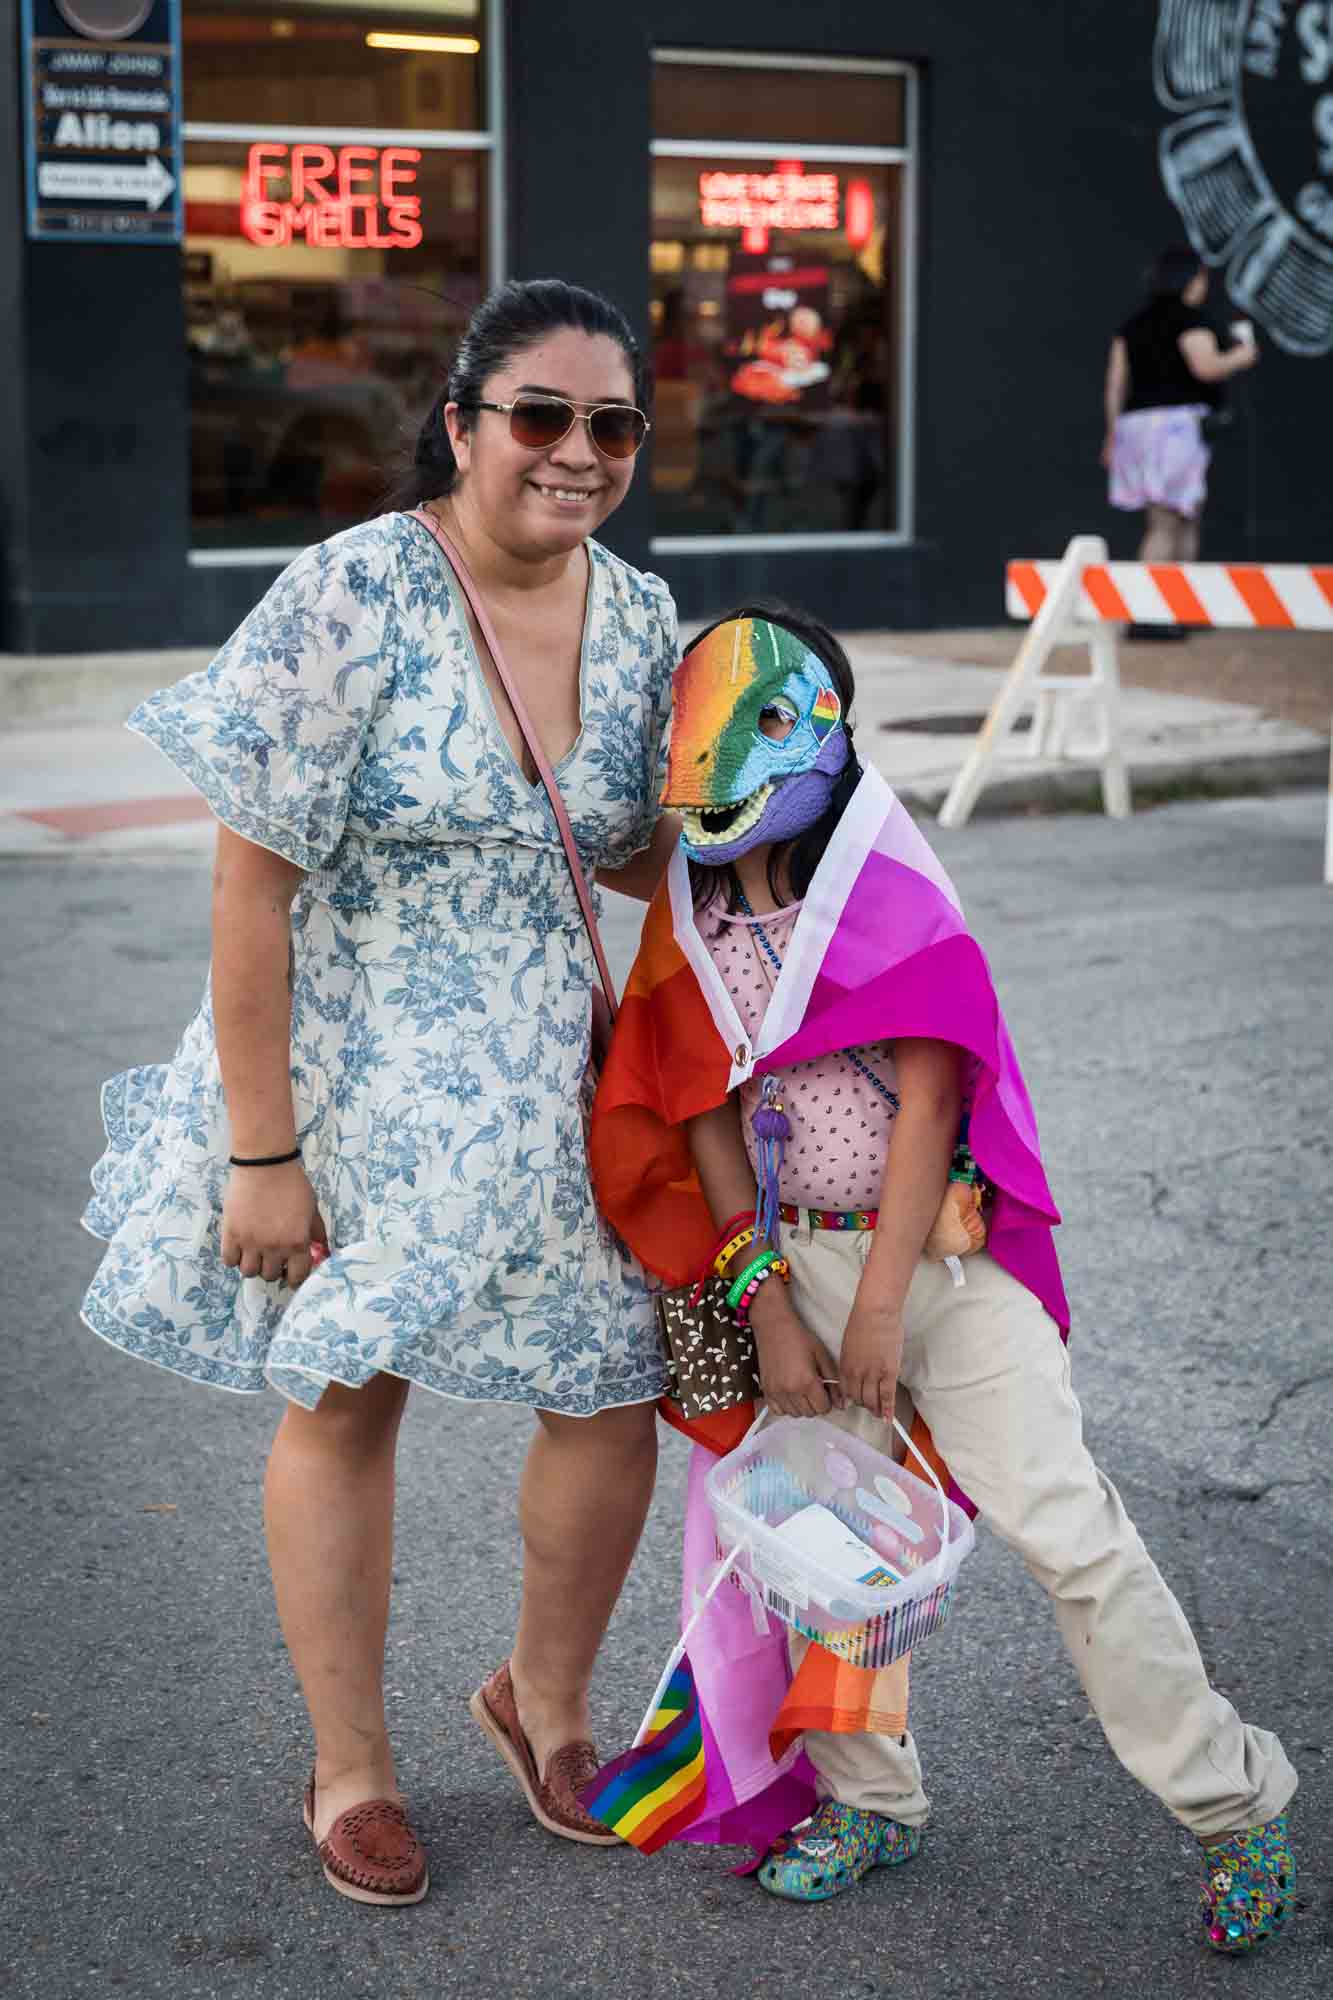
left=80, top=278, right=678, bottom=1907
left=1102, top=244, right=1259, bottom=636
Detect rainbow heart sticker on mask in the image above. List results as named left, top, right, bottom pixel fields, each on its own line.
left=811, top=686, right=842, bottom=742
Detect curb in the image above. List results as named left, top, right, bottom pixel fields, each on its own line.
left=893, top=744, right=1332, bottom=820
left=0, top=650, right=210, bottom=731
left=0, top=815, right=214, bottom=862
left=1, top=746, right=1326, bottom=860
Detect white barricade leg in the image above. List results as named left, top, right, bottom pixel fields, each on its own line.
left=938, top=535, right=1105, bottom=830
left=1029, top=685, right=1057, bottom=759
left=1089, top=623, right=1130, bottom=819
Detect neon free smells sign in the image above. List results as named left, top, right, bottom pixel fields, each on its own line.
left=241, top=142, right=423, bottom=248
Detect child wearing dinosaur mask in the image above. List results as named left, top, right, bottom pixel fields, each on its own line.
left=589, top=604, right=1295, bottom=1951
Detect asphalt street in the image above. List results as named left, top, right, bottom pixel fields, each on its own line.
left=3, top=791, right=1331, bottom=2000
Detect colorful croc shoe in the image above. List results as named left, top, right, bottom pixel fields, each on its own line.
left=1200, top=1813, right=1295, bottom=1953
left=758, top=1801, right=921, bottom=1903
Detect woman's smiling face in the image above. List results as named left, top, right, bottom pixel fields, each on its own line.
left=444, top=328, right=640, bottom=558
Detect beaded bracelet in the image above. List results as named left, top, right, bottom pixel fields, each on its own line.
left=725, top=1247, right=782, bottom=1310
left=733, top=1257, right=790, bottom=1326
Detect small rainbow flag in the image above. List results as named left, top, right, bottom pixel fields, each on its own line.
left=577, top=1654, right=707, bottom=1853
left=811, top=684, right=842, bottom=740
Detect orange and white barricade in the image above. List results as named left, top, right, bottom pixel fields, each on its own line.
left=936, top=535, right=1333, bottom=883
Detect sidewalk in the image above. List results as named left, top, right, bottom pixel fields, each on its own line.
left=1, top=627, right=1327, bottom=858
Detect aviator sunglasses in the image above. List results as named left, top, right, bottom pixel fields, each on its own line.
left=461, top=393, right=651, bottom=460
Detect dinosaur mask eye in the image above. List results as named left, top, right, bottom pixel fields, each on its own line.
left=758, top=699, right=799, bottom=743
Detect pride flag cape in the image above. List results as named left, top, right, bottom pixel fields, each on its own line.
left=590, top=762, right=1070, bottom=1420
left=588, top=767, right=1070, bottom=1852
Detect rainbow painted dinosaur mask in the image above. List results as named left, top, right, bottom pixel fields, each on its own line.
left=663, top=616, right=849, bottom=864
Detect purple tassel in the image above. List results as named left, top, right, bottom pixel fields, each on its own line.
left=752, top=1074, right=791, bottom=1248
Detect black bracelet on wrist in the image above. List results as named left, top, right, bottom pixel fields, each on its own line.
left=229, top=1147, right=302, bottom=1168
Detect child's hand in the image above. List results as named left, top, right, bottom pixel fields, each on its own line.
left=839, top=1302, right=904, bottom=1421
left=751, top=1284, right=844, bottom=1419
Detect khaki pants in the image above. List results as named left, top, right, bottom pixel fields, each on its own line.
left=784, top=1226, right=1297, bottom=1840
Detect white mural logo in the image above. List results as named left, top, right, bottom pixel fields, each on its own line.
left=1156, top=0, right=1333, bottom=354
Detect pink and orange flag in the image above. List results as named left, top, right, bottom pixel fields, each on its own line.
left=587, top=767, right=1070, bottom=1853
left=590, top=763, right=1069, bottom=1421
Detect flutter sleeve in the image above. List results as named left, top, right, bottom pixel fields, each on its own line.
left=619, top=568, right=677, bottom=860
left=126, top=527, right=393, bottom=870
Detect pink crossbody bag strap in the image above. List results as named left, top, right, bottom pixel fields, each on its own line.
left=411, top=507, right=618, bottom=1021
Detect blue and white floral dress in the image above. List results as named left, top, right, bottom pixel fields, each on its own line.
left=81, top=511, right=675, bottom=1415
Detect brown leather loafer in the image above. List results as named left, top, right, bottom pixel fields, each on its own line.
left=469, top=1662, right=620, bottom=1846
left=302, top=1775, right=430, bottom=1906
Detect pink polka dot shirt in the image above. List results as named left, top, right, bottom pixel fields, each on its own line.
left=697, top=896, right=898, bottom=1212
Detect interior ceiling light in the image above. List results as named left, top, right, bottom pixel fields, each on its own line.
left=365, top=31, right=480, bottom=53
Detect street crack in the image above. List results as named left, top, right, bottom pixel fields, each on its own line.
left=1255, top=1368, right=1333, bottom=1433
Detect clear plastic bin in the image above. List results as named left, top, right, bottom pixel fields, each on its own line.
left=706, top=1414, right=976, bottom=1670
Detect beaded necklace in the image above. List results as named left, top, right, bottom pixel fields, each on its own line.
left=734, top=887, right=902, bottom=1112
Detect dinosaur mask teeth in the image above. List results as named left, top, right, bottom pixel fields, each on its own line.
left=681, top=784, right=773, bottom=848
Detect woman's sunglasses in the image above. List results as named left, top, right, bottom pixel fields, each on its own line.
left=463, top=394, right=651, bottom=461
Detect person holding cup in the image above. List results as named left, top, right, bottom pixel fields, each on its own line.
left=1102, top=243, right=1260, bottom=627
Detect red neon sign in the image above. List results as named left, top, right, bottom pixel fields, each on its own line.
left=698, top=161, right=840, bottom=236
left=845, top=178, right=875, bottom=251
left=241, top=143, right=423, bottom=249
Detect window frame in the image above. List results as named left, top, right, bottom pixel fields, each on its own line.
left=649, top=46, right=919, bottom=555
left=184, top=0, right=505, bottom=569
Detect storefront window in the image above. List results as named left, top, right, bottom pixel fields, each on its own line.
left=651, top=56, right=914, bottom=547
left=183, top=2, right=492, bottom=553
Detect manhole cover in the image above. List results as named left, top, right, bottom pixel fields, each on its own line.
left=880, top=713, right=1031, bottom=735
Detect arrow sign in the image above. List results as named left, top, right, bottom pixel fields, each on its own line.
left=37, top=155, right=176, bottom=212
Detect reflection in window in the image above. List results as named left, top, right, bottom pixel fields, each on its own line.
left=183, top=2, right=485, bottom=131
left=184, top=141, right=486, bottom=549
left=651, top=61, right=911, bottom=542
left=182, top=4, right=490, bottom=551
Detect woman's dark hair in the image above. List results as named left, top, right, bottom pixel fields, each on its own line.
left=1148, top=242, right=1205, bottom=300
left=686, top=600, right=862, bottom=916
left=385, top=277, right=649, bottom=510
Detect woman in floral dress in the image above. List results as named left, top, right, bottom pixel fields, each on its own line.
left=81, top=280, right=679, bottom=1904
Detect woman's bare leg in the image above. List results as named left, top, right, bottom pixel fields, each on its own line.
left=509, top=1401, right=658, bottom=1772
left=1178, top=511, right=1201, bottom=561
left=1139, top=504, right=1179, bottom=561
left=264, top=1372, right=410, bottom=1838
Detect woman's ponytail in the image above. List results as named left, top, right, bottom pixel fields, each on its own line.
left=385, top=389, right=458, bottom=512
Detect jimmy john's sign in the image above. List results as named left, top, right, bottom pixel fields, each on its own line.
left=22, top=0, right=182, bottom=243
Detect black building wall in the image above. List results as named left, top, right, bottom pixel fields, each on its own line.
left=0, top=0, right=29, bottom=654
left=3, top=0, right=1329, bottom=650
left=513, top=0, right=1332, bottom=629
left=1, top=0, right=191, bottom=653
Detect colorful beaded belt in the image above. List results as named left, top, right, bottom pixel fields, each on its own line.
left=778, top=1203, right=879, bottom=1231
